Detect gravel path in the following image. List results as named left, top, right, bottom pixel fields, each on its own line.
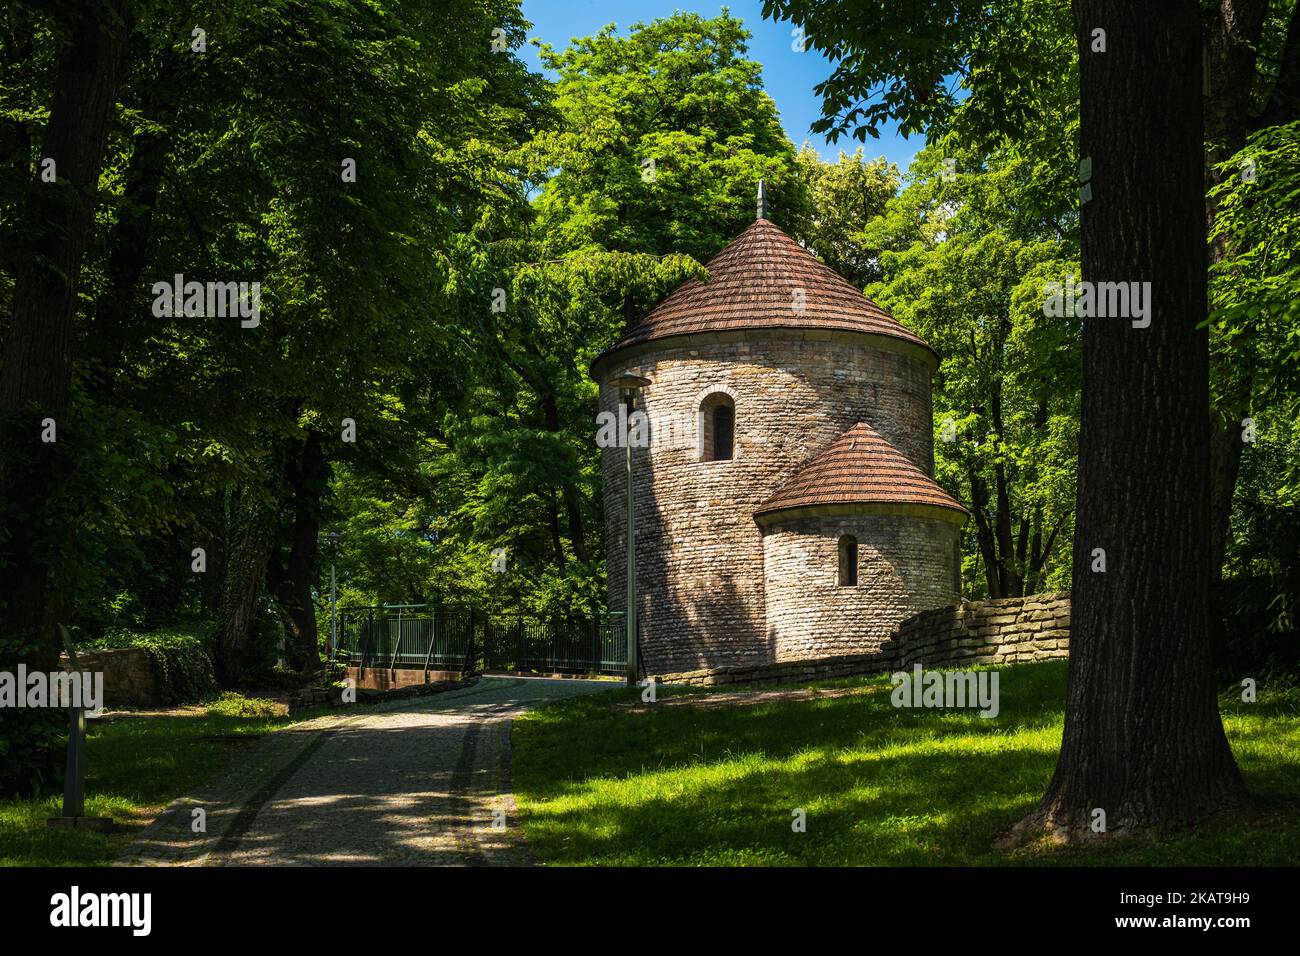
left=118, top=676, right=613, bottom=867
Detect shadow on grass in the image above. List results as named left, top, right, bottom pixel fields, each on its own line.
left=1, top=707, right=291, bottom=866
left=513, top=661, right=1300, bottom=866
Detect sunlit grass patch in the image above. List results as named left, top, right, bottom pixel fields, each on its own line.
left=513, top=660, right=1300, bottom=866
left=0, top=700, right=292, bottom=866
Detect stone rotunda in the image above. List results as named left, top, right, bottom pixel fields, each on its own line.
left=592, top=192, right=967, bottom=675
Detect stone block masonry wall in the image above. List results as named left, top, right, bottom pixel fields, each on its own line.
left=762, top=513, right=960, bottom=660
left=881, top=592, right=1071, bottom=669
left=650, top=593, right=1072, bottom=686
left=600, top=329, right=936, bottom=674
left=650, top=653, right=884, bottom=687
left=57, top=648, right=158, bottom=708
left=346, top=667, right=462, bottom=692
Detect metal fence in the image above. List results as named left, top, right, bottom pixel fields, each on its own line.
left=336, top=605, right=626, bottom=677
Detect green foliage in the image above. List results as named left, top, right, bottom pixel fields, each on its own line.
left=326, top=11, right=813, bottom=620
left=206, top=692, right=281, bottom=719
left=0, top=0, right=549, bottom=730
left=868, top=143, right=1079, bottom=596
left=1209, top=121, right=1300, bottom=423
left=92, top=625, right=219, bottom=705
left=1219, top=417, right=1300, bottom=678
left=0, top=705, right=64, bottom=799
left=791, top=145, right=899, bottom=287
left=1209, top=122, right=1300, bottom=675
left=760, top=0, right=1078, bottom=181
left=532, top=11, right=809, bottom=258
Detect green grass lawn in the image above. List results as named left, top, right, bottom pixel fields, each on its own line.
left=512, top=660, right=1300, bottom=866
left=0, top=694, right=292, bottom=866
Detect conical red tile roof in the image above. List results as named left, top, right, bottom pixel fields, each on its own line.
left=597, top=218, right=932, bottom=360
left=755, top=422, right=968, bottom=520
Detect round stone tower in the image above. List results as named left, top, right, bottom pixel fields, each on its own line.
left=592, top=199, right=966, bottom=675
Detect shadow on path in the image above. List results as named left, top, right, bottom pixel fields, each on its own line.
left=119, top=677, right=614, bottom=867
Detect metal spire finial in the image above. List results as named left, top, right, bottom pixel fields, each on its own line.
left=757, top=178, right=768, bottom=220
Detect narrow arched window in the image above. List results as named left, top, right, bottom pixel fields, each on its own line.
left=699, top=392, right=735, bottom=461
left=838, top=535, right=858, bottom=587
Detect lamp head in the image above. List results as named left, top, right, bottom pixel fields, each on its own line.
left=611, top=374, right=651, bottom=391
left=612, top=374, right=651, bottom=406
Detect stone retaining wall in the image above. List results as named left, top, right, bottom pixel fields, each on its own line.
left=58, top=648, right=158, bottom=708
left=345, top=666, right=461, bottom=692
left=883, top=592, right=1071, bottom=669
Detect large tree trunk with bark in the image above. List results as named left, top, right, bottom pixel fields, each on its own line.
left=215, top=487, right=278, bottom=686
left=87, top=70, right=173, bottom=378
left=1010, top=1, right=1248, bottom=843
left=0, top=2, right=129, bottom=660
left=0, top=1, right=130, bottom=796
left=267, top=432, right=328, bottom=674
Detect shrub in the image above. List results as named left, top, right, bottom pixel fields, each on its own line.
left=0, top=626, right=67, bottom=797
left=205, top=692, right=282, bottom=719
left=90, top=624, right=219, bottom=705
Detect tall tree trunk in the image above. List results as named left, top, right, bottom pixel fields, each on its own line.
left=1011, top=2, right=1247, bottom=842
left=1027, top=510, right=1069, bottom=595
left=268, top=432, right=328, bottom=674
left=968, top=470, right=1003, bottom=597
left=216, top=487, right=277, bottom=686
left=87, top=82, right=171, bottom=378
left=546, top=493, right=566, bottom=570
left=1203, top=0, right=1273, bottom=651
left=540, top=392, right=589, bottom=562
left=0, top=1, right=129, bottom=659
left=1246, top=0, right=1299, bottom=131
left=0, top=2, right=130, bottom=796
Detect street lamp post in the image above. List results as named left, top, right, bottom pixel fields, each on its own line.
left=323, top=531, right=341, bottom=658
left=612, top=374, right=651, bottom=687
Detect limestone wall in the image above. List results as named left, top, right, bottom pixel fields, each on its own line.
left=881, top=592, right=1072, bottom=669
left=58, top=648, right=157, bottom=708
left=599, top=328, right=936, bottom=674
left=761, top=513, right=960, bottom=660
left=650, top=653, right=882, bottom=687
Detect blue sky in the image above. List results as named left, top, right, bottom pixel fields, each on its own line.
left=517, top=0, right=924, bottom=172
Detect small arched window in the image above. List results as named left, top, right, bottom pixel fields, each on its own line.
left=699, top=392, right=735, bottom=461
left=838, top=535, right=858, bottom=587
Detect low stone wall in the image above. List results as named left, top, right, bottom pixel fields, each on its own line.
left=653, top=592, right=1072, bottom=686
left=651, top=653, right=882, bottom=687
left=58, top=648, right=158, bottom=708
left=881, top=592, right=1072, bottom=669
left=345, top=666, right=462, bottom=692
left=289, top=674, right=475, bottom=713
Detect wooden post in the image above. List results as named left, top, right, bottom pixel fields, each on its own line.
left=47, top=626, right=111, bottom=831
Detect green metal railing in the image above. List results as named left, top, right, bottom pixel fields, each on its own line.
left=336, top=605, right=625, bottom=677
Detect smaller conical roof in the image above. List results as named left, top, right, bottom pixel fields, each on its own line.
left=755, top=422, right=967, bottom=520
